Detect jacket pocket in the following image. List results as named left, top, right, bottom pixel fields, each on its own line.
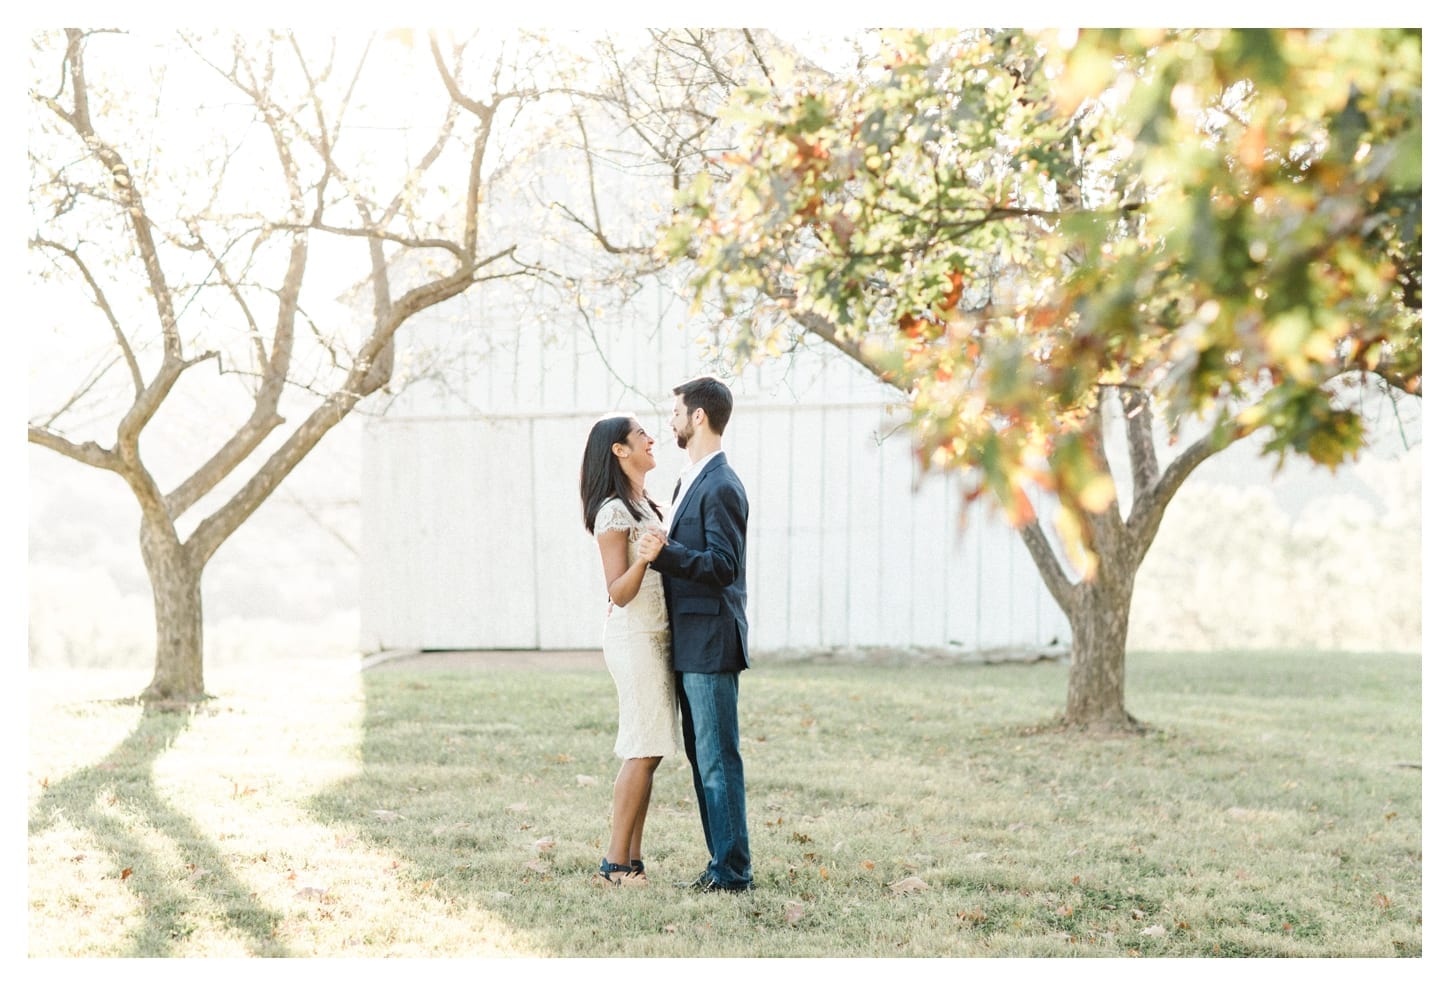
left=676, top=597, right=720, bottom=615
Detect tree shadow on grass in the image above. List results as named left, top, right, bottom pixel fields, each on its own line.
left=305, top=669, right=647, bottom=956
left=29, top=700, right=290, bottom=957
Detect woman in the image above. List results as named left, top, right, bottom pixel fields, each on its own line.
left=579, top=415, right=677, bottom=887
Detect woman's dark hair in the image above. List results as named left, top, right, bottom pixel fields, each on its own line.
left=674, top=376, right=733, bottom=434
left=580, top=415, right=663, bottom=533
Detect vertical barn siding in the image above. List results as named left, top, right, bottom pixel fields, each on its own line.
left=363, top=401, right=1073, bottom=653
left=358, top=124, right=1070, bottom=655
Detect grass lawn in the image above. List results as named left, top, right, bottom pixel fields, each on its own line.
left=27, top=650, right=1421, bottom=959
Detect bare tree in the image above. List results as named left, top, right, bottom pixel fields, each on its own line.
left=28, top=28, right=574, bottom=700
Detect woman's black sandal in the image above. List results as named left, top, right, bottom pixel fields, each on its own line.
left=594, top=858, right=635, bottom=887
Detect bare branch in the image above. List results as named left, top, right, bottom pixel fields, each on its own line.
left=187, top=262, right=478, bottom=565
left=1081, top=403, right=1126, bottom=544
left=551, top=110, right=654, bottom=257
left=32, top=236, right=144, bottom=396
left=33, top=351, right=124, bottom=430
left=297, top=220, right=467, bottom=260
left=28, top=425, right=116, bottom=471
left=1018, top=518, right=1076, bottom=614
left=740, top=29, right=777, bottom=89
left=1118, top=384, right=1160, bottom=505
left=1126, top=416, right=1257, bottom=565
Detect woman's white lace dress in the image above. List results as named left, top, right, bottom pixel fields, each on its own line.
left=594, top=498, right=680, bottom=759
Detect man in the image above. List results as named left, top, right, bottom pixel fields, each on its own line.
left=647, top=376, right=753, bottom=893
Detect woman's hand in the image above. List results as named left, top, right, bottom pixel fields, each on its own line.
left=637, top=531, right=665, bottom=564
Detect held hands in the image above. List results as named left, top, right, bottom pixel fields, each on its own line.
left=637, top=530, right=666, bottom=564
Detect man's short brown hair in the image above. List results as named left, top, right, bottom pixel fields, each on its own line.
left=674, top=376, right=734, bottom=435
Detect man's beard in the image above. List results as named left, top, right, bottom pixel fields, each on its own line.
left=675, top=424, right=691, bottom=449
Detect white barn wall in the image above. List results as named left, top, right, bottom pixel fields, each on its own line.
left=356, top=104, right=1072, bottom=656
left=361, top=400, right=1072, bottom=654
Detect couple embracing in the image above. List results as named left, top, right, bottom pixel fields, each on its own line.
left=578, top=376, right=753, bottom=894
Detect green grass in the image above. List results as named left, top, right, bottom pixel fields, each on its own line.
left=27, top=651, right=1421, bottom=957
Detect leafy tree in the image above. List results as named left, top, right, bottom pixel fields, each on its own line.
left=28, top=28, right=576, bottom=700
left=662, top=28, right=1421, bottom=730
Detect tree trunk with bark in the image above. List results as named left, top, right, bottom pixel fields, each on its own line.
left=1063, top=565, right=1137, bottom=731
left=139, top=523, right=204, bottom=701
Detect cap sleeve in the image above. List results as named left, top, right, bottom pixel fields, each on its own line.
left=593, top=498, right=635, bottom=537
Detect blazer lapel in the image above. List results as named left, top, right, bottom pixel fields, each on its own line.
left=668, top=453, right=725, bottom=538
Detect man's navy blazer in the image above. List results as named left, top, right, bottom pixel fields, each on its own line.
left=653, top=453, right=750, bottom=674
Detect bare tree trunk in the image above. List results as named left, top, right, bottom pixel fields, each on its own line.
left=138, top=523, right=204, bottom=702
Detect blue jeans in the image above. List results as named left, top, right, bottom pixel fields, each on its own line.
left=678, top=671, right=752, bottom=888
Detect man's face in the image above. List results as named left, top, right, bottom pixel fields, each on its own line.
left=670, top=396, right=694, bottom=450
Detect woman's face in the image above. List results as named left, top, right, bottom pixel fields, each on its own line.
left=617, top=420, right=656, bottom=472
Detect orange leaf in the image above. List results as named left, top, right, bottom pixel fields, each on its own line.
left=1006, top=485, right=1037, bottom=525
left=120, top=867, right=133, bottom=881
left=1239, top=124, right=1266, bottom=172
left=938, top=270, right=965, bottom=313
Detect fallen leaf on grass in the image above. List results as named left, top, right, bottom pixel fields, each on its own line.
left=784, top=902, right=804, bottom=926
left=575, top=775, right=598, bottom=787
left=957, top=907, right=987, bottom=925
left=862, top=860, right=875, bottom=871
left=1141, top=925, right=1166, bottom=937
left=231, top=782, right=258, bottom=799
left=1056, top=905, right=1074, bottom=917
left=1373, top=893, right=1392, bottom=909
left=185, top=865, right=210, bottom=883
left=888, top=876, right=929, bottom=896
left=534, top=837, right=556, bottom=855
left=120, top=867, right=133, bottom=881
left=296, top=885, right=329, bottom=901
